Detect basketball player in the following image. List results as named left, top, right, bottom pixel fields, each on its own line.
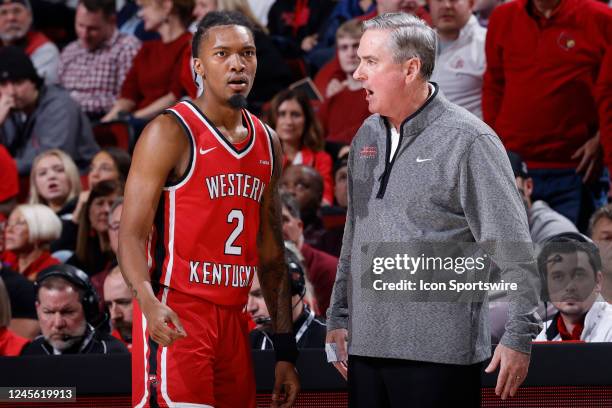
left=118, top=11, right=299, bottom=408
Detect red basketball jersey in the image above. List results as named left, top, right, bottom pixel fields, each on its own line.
left=149, top=101, right=274, bottom=307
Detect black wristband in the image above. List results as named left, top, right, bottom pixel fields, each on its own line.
left=273, top=333, right=299, bottom=364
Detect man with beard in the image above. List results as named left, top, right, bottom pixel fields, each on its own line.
left=535, top=233, right=612, bottom=342
left=0, top=0, right=59, bottom=84
left=21, top=264, right=127, bottom=355
left=103, top=267, right=132, bottom=351
left=119, top=11, right=299, bottom=408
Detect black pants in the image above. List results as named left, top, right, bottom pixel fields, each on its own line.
left=348, top=355, right=482, bottom=408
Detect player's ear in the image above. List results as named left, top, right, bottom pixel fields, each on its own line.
left=193, top=58, right=206, bottom=80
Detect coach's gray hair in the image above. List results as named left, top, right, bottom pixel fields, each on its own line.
left=362, top=12, right=436, bottom=80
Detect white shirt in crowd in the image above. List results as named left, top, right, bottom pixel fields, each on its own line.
left=430, top=15, right=486, bottom=119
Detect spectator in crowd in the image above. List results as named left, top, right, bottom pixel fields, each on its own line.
left=483, top=0, right=612, bottom=232
left=508, top=151, right=578, bottom=243
left=22, top=264, right=128, bottom=354
left=314, top=0, right=433, bottom=94
left=29, top=149, right=82, bottom=217
left=3, top=204, right=62, bottom=281
left=0, top=276, right=30, bottom=356
left=107, top=197, right=122, bottom=256
left=58, top=0, right=141, bottom=120
left=101, top=0, right=195, bottom=132
left=190, top=0, right=292, bottom=114
left=281, top=165, right=327, bottom=247
left=317, top=18, right=370, bottom=145
left=281, top=192, right=337, bottom=316
left=249, top=242, right=327, bottom=349
left=103, top=266, right=132, bottom=351
left=0, top=0, right=59, bottom=84
left=71, top=147, right=131, bottom=227
left=535, top=233, right=612, bottom=342
left=333, top=151, right=348, bottom=209
left=0, top=262, right=38, bottom=339
left=591, top=205, right=612, bottom=242
left=489, top=151, right=579, bottom=344
left=589, top=205, right=612, bottom=303
left=28, top=150, right=82, bottom=254
left=0, top=144, right=18, bottom=217
left=429, top=0, right=486, bottom=118
left=270, top=89, right=333, bottom=205
left=266, top=0, right=334, bottom=59
left=314, top=0, right=375, bottom=60
left=66, top=180, right=122, bottom=286
left=0, top=47, right=100, bottom=176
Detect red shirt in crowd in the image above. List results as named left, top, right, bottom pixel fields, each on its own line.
left=0, top=145, right=18, bottom=204
left=120, top=32, right=193, bottom=109
left=2, top=251, right=61, bottom=281
left=301, top=243, right=338, bottom=317
left=318, top=87, right=371, bottom=145
left=483, top=0, right=612, bottom=169
left=0, top=327, right=30, bottom=356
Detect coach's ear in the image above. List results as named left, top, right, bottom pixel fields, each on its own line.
left=403, top=56, right=421, bottom=84
left=193, top=58, right=206, bottom=80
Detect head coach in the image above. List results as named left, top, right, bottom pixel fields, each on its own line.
left=325, top=12, right=541, bottom=407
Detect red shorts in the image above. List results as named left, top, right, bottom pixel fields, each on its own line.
left=132, top=288, right=256, bottom=408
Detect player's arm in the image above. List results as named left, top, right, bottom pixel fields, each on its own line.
left=118, top=114, right=188, bottom=346
left=257, top=128, right=300, bottom=407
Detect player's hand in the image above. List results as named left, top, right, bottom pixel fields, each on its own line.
left=326, top=328, right=348, bottom=380
left=572, top=133, right=602, bottom=184
left=140, top=296, right=186, bottom=347
left=485, top=344, right=530, bottom=400
left=0, top=92, right=15, bottom=125
left=271, top=361, right=300, bottom=408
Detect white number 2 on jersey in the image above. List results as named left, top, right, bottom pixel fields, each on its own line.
left=225, top=209, right=244, bottom=255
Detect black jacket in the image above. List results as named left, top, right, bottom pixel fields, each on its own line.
left=21, top=324, right=128, bottom=355
left=250, top=305, right=326, bottom=350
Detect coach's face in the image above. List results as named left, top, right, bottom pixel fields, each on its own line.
left=353, top=29, right=410, bottom=117
left=546, top=251, right=602, bottom=318
left=194, top=25, right=257, bottom=107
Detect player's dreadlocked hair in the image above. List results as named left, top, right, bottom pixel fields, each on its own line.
left=192, top=11, right=255, bottom=59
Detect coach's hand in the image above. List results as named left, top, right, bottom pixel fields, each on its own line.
left=572, top=133, right=602, bottom=183
left=485, top=344, right=530, bottom=400
left=326, top=329, right=349, bottom=380
left=271, top=361, right=300, bottom=408
left=140, top=297, right=186, bottom=347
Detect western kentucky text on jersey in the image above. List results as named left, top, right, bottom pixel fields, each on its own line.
left=189, top=260, right=256, bottom=288
left=205, top=173, right=266, bottom=202
left=150, top=101, right=274, bottom=307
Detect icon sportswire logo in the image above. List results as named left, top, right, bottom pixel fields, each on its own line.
left=416, top=157, right=432, bottom=163
left=199, top=147, right=217, bottom=155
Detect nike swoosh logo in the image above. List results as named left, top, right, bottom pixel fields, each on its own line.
left=416, top=157, right=432, bottom=163
left=199, top=147, right=217, bottom=155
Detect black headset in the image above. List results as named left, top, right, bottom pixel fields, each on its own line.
left=537, top=232, right=601, bottom=302
left=35, top=264, right=100, bottom=323
left=285, top=248, right=306, bottom=298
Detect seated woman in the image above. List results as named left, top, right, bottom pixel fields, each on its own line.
left=72, top=148, right=131, bottom=223
left=269, top=89, right=334, bottom=205
left=3, top=205, right=62, bottom=281
left=101, top=0, right=195, bottom=134
left=66, top=180, right=122, bottom=298
left=29, top=149, right=82, bottom=219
